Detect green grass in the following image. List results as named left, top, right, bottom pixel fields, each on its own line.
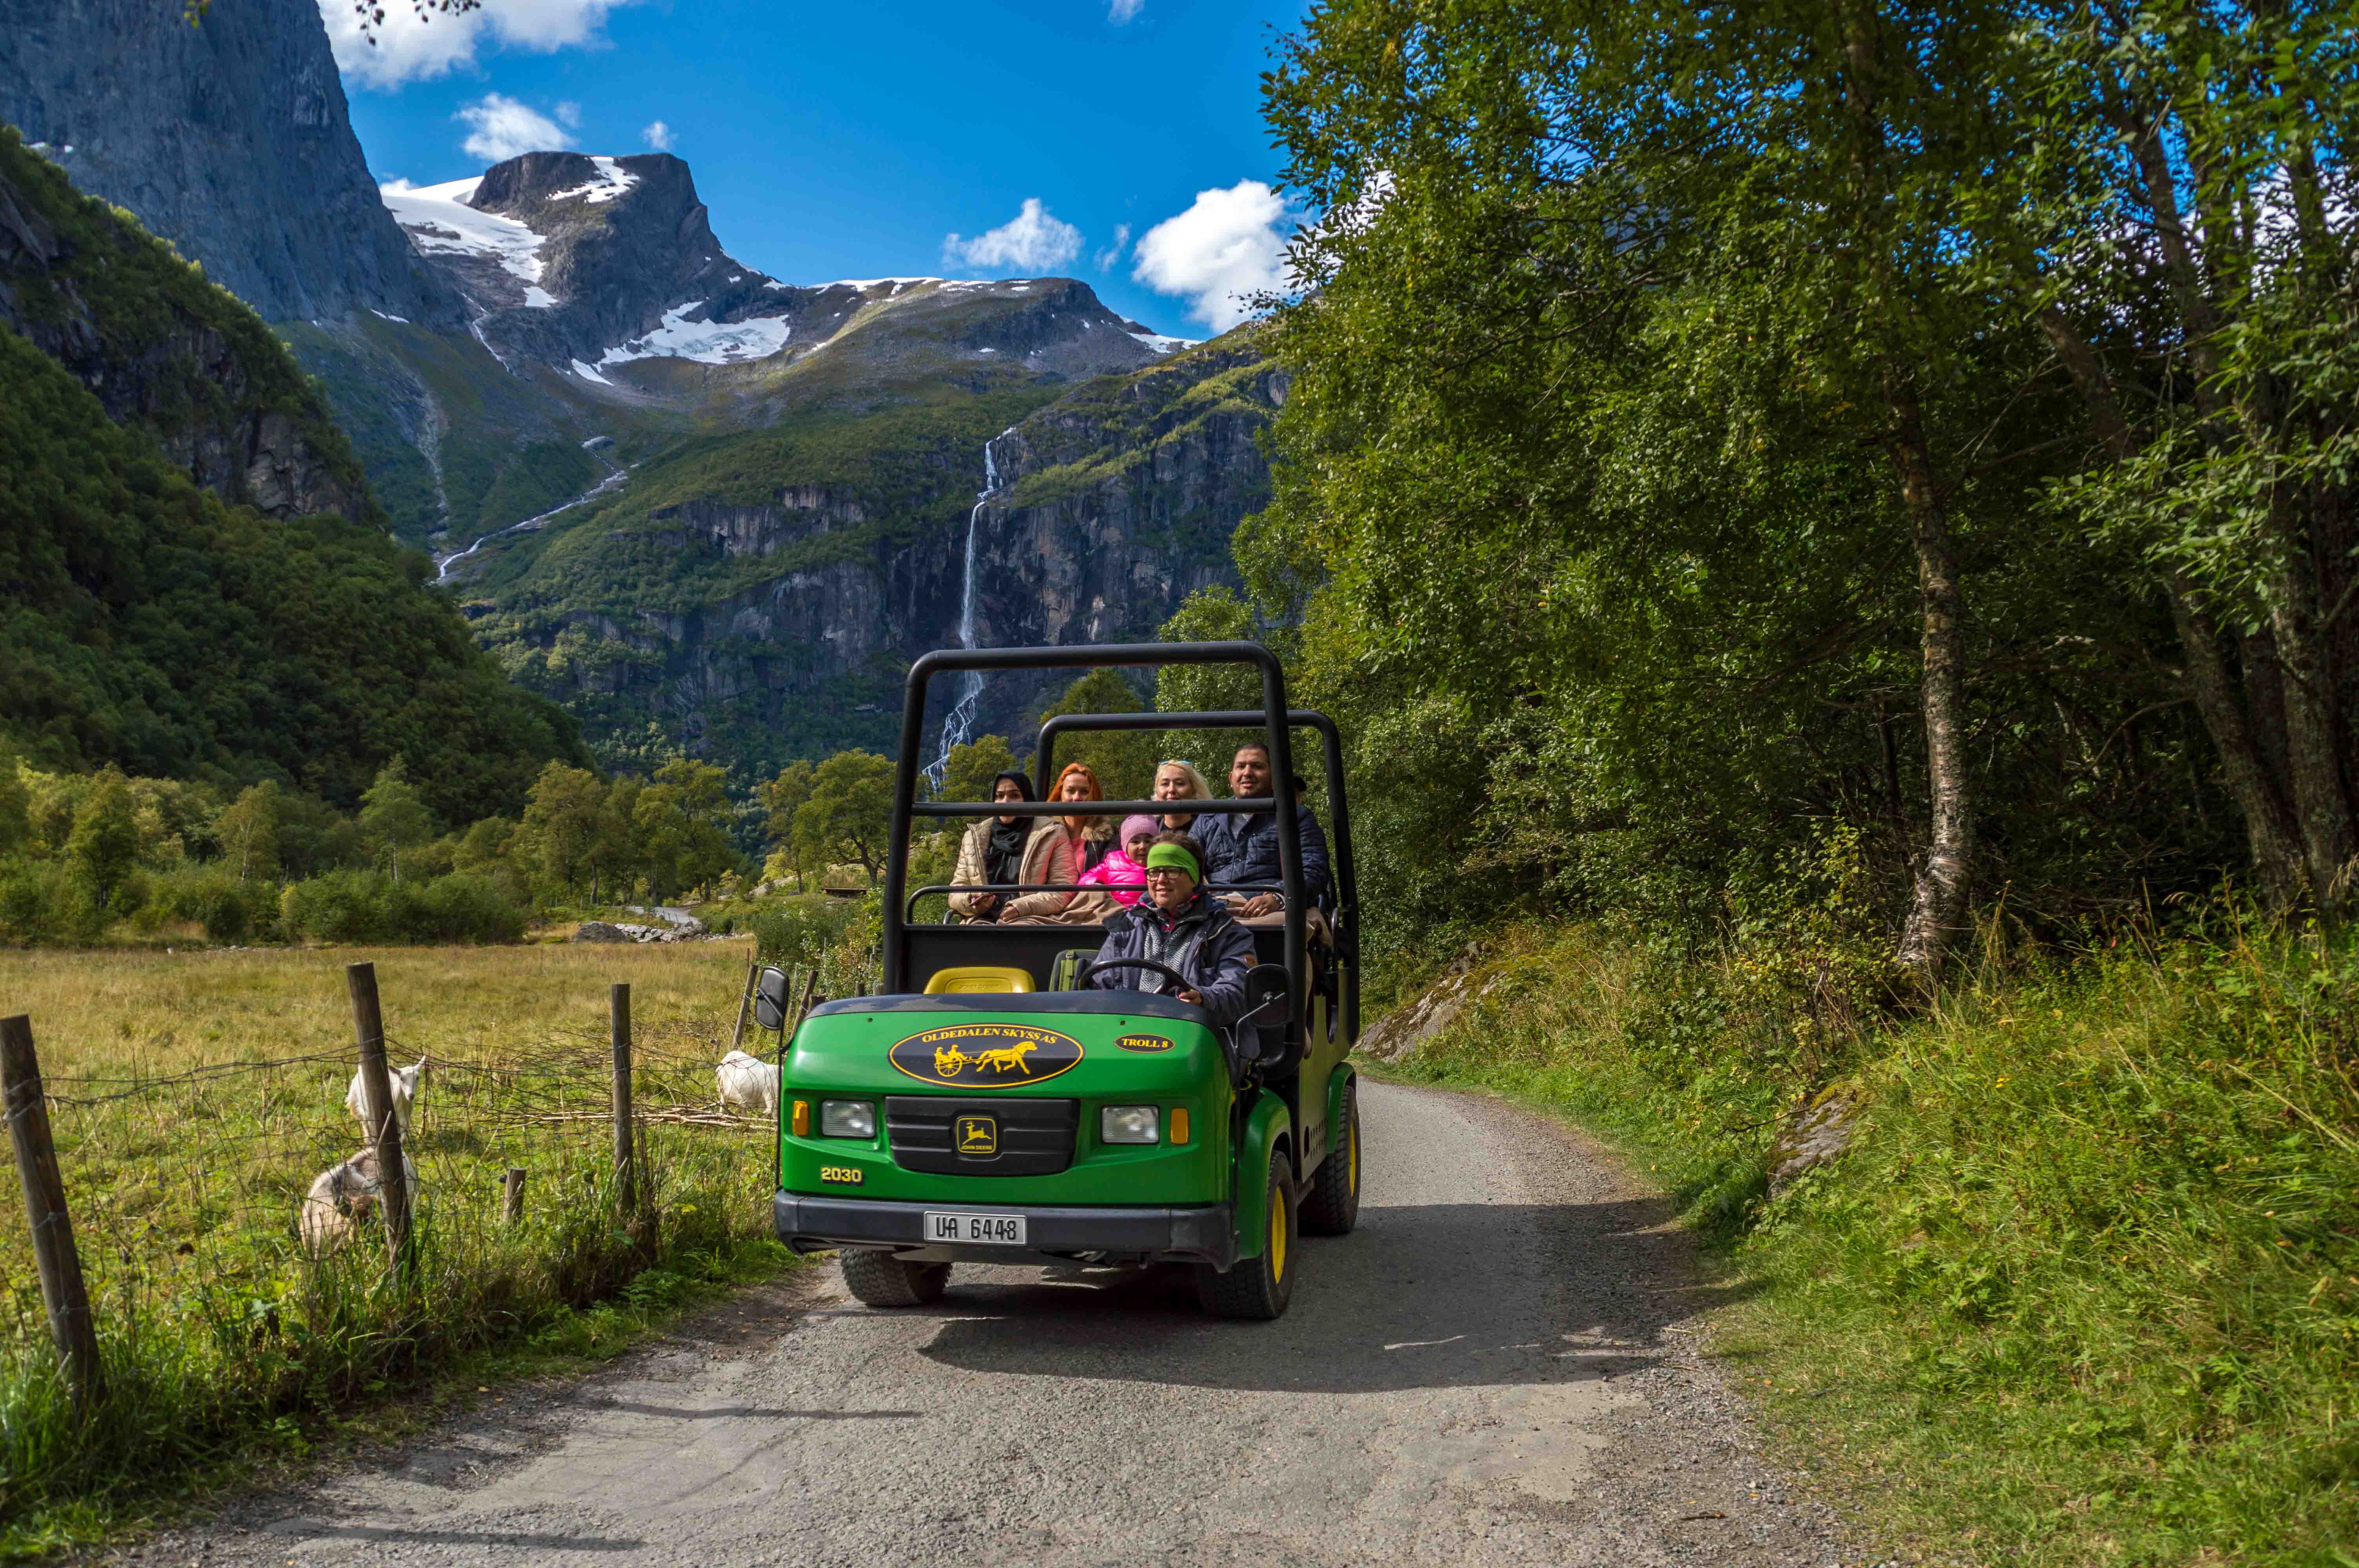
left=1378, top=916, right=2359, bottom=1565
left=0, top=942, right=793, bottom=1552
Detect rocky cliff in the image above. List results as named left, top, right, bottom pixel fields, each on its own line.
left=0, top=0, right=463, bottom=329
left=466, top=329, right=1281, bottom=774
left=0, top=127, right=376, bottom=523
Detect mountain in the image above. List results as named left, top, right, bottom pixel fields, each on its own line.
left=0, top=0, right=462, bottom=329
left=0, top=128, right=587, bottom=817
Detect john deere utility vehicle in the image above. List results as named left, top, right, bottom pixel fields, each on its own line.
left=765, top=642, right=1361, bottom=1319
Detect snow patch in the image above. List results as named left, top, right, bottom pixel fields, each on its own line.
left=1129, top=330, right=1195, bottom=356
left=826, top=276, right=946, bottom=290
left=369, top=308, right=411, bottom=324
left=598, top=300, right=794, bottom=367
left=525, top=286, right=558, bottom=309
left=571, top=359, right=612, bottom=385
left=763, top=279, right=790, bottom=291
left=382, top=177, right=546, bottom=285
left=548, top=156, right=639, bottom=205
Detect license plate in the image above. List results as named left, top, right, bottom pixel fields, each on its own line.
left=924, top=1211, right=1027, bottom=1246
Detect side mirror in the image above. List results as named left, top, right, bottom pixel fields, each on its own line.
left=1240, top=964, right=1292, bottom=1025
left=752, top=965, right=792, bottom=1031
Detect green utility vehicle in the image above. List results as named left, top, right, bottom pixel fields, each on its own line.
left=765, top=641, right=1361, bottom=1319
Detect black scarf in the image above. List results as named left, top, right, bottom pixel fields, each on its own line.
left=985, top=819, right=1030, bottom=887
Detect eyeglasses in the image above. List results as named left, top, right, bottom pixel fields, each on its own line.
left=1142, top=867, right=1192, bottom=880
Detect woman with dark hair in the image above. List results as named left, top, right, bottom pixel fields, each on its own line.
left=949, top=771, right=1076, bottom=923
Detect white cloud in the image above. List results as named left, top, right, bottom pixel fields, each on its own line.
left=943, top=198, right=1084, bottom=273
left=555, top=101, right=582, bottom=129
left=642, top=119, right=675, bottom=152
left=456, top=94, right=574, bottom=163
left=322, top=0, right=638, bottom=91
left=1108, top=0, right=1144, bottom=21
left=1131, top=180, right=1296, bottom=332
left=1093, top=223, right=1130, bottom=272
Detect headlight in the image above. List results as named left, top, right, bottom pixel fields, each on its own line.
left=1101, top=1105, right=1160, bottom=1145
left=820, top=1100, right=875, bottom=1138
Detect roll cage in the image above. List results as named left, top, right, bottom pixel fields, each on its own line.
left=879, top=641, right=1360, bottom=1058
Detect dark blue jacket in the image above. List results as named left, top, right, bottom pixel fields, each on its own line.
left=1195, top=805, right=1330, bottom=903
left=1089, top=893, right=1256, bottom=1027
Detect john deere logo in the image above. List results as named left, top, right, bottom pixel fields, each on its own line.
left=955, top=1115, right=998, bottom=1156
left=889, top=1024, right=1083, bottom=1089
left=1116, top=1033, right=1174, bottom=1053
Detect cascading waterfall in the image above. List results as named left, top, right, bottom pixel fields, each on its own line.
left=925, top=431, right=1014, bottom=786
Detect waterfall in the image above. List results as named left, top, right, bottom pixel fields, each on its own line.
left=925, top=431, right=1014, bottom=786
left=434, top=453, right=628, bottom=584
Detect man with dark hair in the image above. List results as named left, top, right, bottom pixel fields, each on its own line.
left=1195, top=741, right=1330, bottom=920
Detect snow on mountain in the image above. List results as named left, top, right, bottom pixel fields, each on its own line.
left=598, top=300, right=794, bottom=368
left=547, top=157, right=638, bottom=205
left=382, top=177, right=547, bottom=287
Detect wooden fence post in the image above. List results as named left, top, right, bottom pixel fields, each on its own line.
left=610, top=982, right=639, bottom=1224
left=346, top=963, right=414, bottom=1277
left=0, top=1014, right=104, bottom=1410
left=728, top=962, right=757, bottom=1054
left=502, top=1167, right=526, bottom=1224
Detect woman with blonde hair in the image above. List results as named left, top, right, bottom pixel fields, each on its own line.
left=1151, top=758, right=1212, bottom=834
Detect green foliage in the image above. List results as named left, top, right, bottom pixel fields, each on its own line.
left=1034, top=671, right=1156, bottom=800
left=1389, top=910, right=2359, bottom=1563
left=631, top=758, right=740, bottom=901
left=278, top=869, right=525, bottom=944
left=0, top=319, right=590, bottom=822
left=936, top=735, right=1020, bottom=807
left=64, top=767, right=142, bottom=913
left=794, top=751, right=895, bottom=880
left=742, top=897, right=853, bottom=972
left=357, top=757, right=439, bottom=883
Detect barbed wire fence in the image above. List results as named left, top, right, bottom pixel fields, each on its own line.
left=0, top=958, right=811, bottom=1466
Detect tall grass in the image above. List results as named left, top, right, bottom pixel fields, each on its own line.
left=1384, top=914, right=2359, bottom=1564
left=0, top=942, right=788, bottom=1551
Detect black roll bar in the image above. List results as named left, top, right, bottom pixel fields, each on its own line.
left=1034, top=707, right=1359, bottom=1043
left=883, top=642, right=1305, bottom=1020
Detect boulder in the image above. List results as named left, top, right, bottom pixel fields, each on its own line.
left=1358, top=942, right=1489, bottom=1062
left=571, top=921, right=631, bottom=943
left=1767, top=1085, right=1862, bottom=1197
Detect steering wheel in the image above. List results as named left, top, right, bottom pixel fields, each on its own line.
left=1082, top=957, right=1198, bottom=997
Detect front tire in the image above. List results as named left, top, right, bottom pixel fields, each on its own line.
left=1300, top=1082, right=1361, bottom=1236
left=1197, top=1145, right=1296, bottom=1320
left=840, top=1249, right=951, bottom=1307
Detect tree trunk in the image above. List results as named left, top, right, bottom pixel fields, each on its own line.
left=1886, top=373, right=1973, bottom=984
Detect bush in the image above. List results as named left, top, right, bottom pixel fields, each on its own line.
left=282, top=869, right=526, bottom=944
left=147, top=865, right=265, bottom=942
left=396, top=873, right=525, bottom=944
left=742, top=898, right=852, bottom=971
left=0, top=858, right=104, bottom=944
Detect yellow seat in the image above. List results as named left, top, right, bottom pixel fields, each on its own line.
left=922, top=965, right=1036, bottom=995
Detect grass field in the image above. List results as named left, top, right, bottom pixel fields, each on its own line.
left=0, top=940, right=790, bottom=1553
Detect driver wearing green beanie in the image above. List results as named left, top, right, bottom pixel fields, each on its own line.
left=1088, top=831, right=1256, bottom=1023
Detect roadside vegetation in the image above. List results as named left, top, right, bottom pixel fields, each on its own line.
left=0, top=942, right=790, bottom=1555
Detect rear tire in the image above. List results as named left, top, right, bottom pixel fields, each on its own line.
left=1196, top=1145, right=1296, bottom=1320
left=840, top=1249, right=951, bottom=1307
left=1300, top=1082, right=1361, bottom=1236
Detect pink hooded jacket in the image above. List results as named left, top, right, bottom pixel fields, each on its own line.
left=1077, top=847, right=1148, bottom=907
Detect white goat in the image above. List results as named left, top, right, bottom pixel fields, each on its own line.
left=297, top=1146, right=420, bottom=1257
left=715, top=1049, right=780, bottom=1116
left=345, top=1056, right=427, bottom=1136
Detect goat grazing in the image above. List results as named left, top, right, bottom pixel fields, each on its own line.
left=345, top=1056, right=427, bottom=1135
left=715, top=1049, right=780, bottom=1116
left=297, top=1146, right=419, bottom=1257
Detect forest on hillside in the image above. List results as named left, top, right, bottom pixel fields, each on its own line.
left=1217, top=0, right=2356, bottom=985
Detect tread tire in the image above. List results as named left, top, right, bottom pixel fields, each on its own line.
left=1196, top=1145, right=1296, bottom=1320
left=1300, top=1082, right=1361, bottom=1236
left=840, top=1249, right=951, bottom=1307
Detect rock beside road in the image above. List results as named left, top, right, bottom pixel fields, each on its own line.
left=570, top=920, right=700, bottom=944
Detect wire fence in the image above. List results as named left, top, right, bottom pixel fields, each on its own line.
left=0, top=959, right=803, bottom=1477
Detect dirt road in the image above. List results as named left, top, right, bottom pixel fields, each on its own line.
left=131, top=1082, right=1853, bottom=1566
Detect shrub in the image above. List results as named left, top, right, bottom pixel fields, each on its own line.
left=280, top=869, right=393, bottom=943
left=149, top=865, right=264, bottom=943
left=743, top=898, right=851, bottom=971
left=395, top=873, right=525, bottom=944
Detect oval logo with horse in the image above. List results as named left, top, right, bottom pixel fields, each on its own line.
left=888, top=1024, right=1084, bottom=1089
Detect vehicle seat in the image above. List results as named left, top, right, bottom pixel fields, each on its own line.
left=923, top=965, right=1037, bottom=995
left=1048, top=948, right=1098, bottom=991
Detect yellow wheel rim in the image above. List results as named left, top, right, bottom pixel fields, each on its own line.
left=1347, top=1113, right=1359, bottom=1196
left=1267, top=1180, right=1287, bottom=1282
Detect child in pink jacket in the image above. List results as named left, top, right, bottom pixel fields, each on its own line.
left=1077, top=815, right=1159, bottom=908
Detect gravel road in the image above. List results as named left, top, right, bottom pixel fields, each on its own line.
left=122, top=1082, right=1855, bottom=1567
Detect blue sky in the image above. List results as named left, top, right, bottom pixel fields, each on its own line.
left=334, top=0, right=1312, bottom=337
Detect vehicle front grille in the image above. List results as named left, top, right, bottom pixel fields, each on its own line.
left=885, top=1096, right=1078, bottom=1177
